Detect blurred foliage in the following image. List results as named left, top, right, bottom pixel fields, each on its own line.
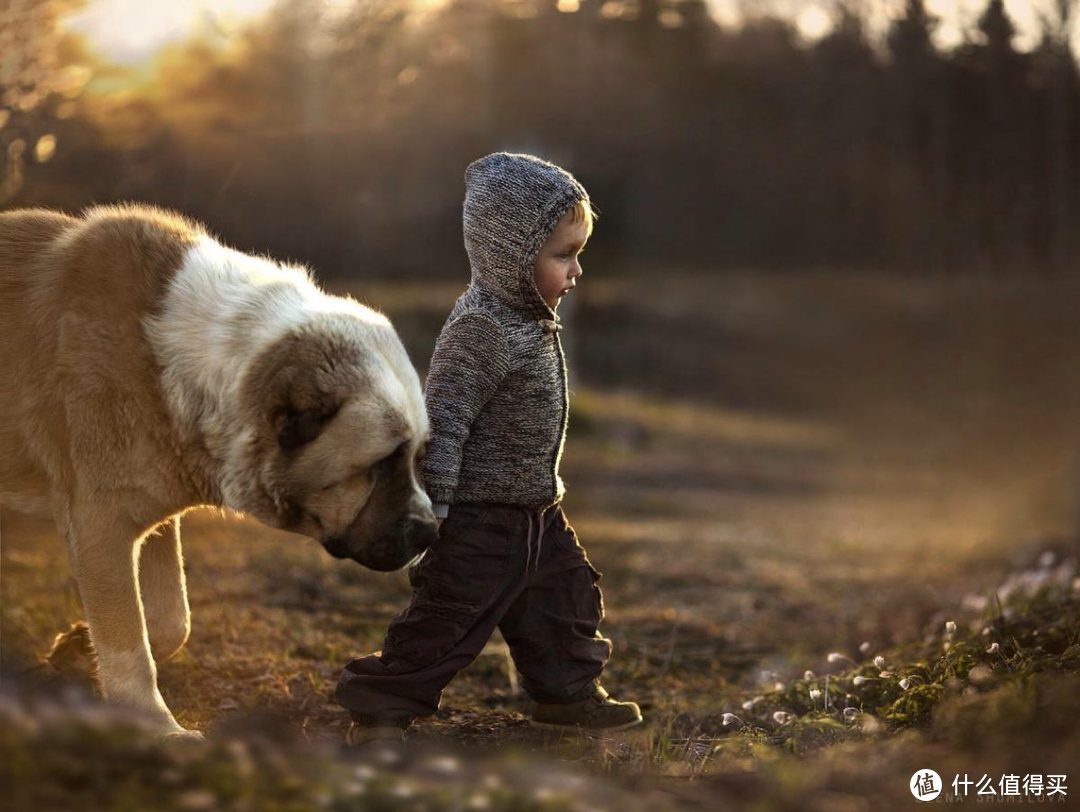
left=2, top=0, right=1079, bottom=276
left=0, top=0, right=91, bottom=199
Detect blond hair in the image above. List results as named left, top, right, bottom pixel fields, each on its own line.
left=567, top=197, right=598, bottom=239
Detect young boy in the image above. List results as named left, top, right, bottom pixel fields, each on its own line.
left=334, top=152, right=641, bottom=745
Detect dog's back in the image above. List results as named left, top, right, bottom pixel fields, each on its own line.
left=0, top=205, right=198, bottom=516
left=0, top=208, right=77, bottom=331
left=0, top=208, right=76, bottom=266
left=0, top=209, right=80, bottom=514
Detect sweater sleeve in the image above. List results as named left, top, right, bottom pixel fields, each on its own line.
left=420, top=311, right=510, bottom=504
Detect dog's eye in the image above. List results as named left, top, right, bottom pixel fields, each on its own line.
left=374, top=441, right=407, bottom=475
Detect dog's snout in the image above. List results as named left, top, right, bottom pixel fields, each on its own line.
left=319, top=510, right=438, bottom=571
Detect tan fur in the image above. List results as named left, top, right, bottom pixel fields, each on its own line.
left=0, top=205, right=436, bottom=735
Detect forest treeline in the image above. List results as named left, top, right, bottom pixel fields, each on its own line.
left=2, top=0, right=1078, bottom=276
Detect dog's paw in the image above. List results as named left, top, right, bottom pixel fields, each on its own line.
left=43, top=621, right=97, bottom=676
left=162, top=728, right=205, bottom=742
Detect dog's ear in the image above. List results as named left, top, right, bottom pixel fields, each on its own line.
left=269, top=365, right=343, bottom=451
left=274, top=403, right=340, bottom=451
left=248, top=332, right=357, bottom=451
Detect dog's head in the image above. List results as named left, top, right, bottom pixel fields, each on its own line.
left=239, top=309, right=437, bottom=571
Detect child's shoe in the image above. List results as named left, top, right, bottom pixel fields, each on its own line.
left=345, top=715, right=410, bottom=764
left=530, top=685, right=643, bottom=732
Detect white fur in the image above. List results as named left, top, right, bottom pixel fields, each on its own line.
left=144, top=236, right=390, bottom=509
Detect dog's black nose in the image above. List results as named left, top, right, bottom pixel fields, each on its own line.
left=321, top=535, right=350, bottom=559
left=403, top=515, right=438, bottom=556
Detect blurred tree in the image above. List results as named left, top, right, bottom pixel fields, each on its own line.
left=885, top=0, right=952, bottom=270
left=804, top=2, right=884, bottom=266
left=977, top=0, right=1018, bottom=60
left=0, top=0, right=91, bottom=202
left=887, top=0, right=936, bottom=60
left=1034, top=0, right=1078, bottom=271
left=965, top=0, right=1030, bottom=271
left=7, top=0, right=1080, bottom=277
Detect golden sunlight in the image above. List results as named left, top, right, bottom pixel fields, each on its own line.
left=57, top=0, right=1061, bottom=69
left=63, top=0, right=453, bottom=65
left=63, top=0, right=275, bottom=64
left=795, top=4, right=831, bottom=41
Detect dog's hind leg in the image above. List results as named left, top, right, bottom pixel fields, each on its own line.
left=63, top=504, right=189, bottom=736
left=139, top=516, right=191, bottom=663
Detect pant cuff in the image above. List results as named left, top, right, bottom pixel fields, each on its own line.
left=531, top=678, right=601, bottom=704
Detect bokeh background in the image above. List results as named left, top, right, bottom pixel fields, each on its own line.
left=2, top=1, right=1079, bottom=810
left=4, top=0, right=1080, bottom=275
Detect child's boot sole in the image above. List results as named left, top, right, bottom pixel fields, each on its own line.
left=528, top=716, right=644, bottom=733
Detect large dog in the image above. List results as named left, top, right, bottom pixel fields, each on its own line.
left=0, top=204, right=437, bottom=735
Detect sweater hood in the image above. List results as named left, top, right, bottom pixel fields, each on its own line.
left=462, top=152, right=589, bottom=321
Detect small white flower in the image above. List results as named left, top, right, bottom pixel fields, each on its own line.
left=741, top=696, right=763, bottom=710
left=809, top=688, right=822, bottom=701
left=962, top=593, right=989, bottom=611
left=982, top=626, right=992, bottom=636
left=899, top=678, right=911, bottom=690
left=842, top=707, right=859, bottom=721
left=879, top=670, right=893, bottom=678
left=858, top=641, right=871, bottom=654
left=722, top=712, right=742, bottom=726
left=945, top=620, right=957, bottom=635
left=424, top=755, right=461, bottom=775
left=873, top=655, right=886, bottom=669
left=774, top=681, right=785, bottom=691
left=853, top=675, right=868, bottom=686
left=772, top=711, right=793, bottom=724
left=827, top=652, right=844, bottom=663
left=804, top=670, right=815, bottom=681
left=986, top=642, right=999, bottom=654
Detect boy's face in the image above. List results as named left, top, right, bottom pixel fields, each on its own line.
left=533, top=209, right=589, bottom=310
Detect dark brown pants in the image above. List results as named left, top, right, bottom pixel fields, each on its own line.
left=334, top=502, right=612, bottom=724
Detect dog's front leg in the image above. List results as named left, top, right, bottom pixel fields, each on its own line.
left=63, top=507, right=192, bottom=737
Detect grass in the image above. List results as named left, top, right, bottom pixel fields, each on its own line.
left=2, top=562, right=1076, bottom=810
left=3, top=270, right=1080, bottom=810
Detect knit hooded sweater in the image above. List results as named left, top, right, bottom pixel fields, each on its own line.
left=420, top=152, right=590, bottom=511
